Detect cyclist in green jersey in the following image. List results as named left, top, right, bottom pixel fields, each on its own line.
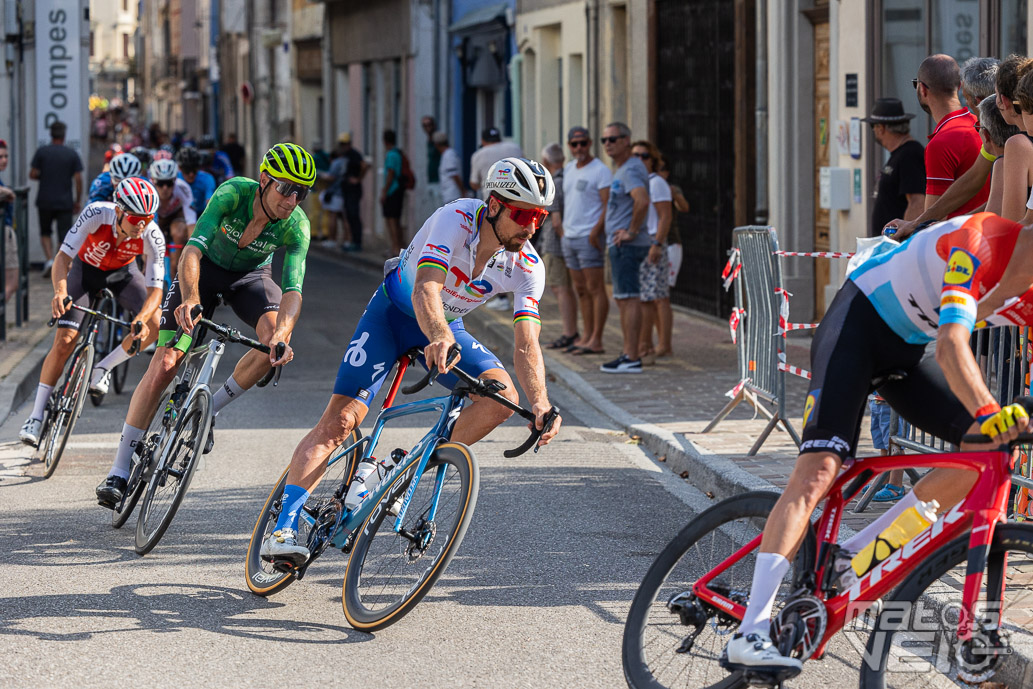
left=97, top=143, right=317, bottom=508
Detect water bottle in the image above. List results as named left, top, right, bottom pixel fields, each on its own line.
left=345, top=458, right=380, bottom=510
left=850, top=499, right=939, bottom=578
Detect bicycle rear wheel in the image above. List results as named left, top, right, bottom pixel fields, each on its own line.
left=112, top=383, right=174, bottom=529
left=622, top=490, right=816, bottom=689
left=342, top=442, right=478, bottom=631
left=41, top=345, right=94, bottom=479
left=134, top=390, right=211, bottom=555
left=860, top=523, right=1033, bottom=688
left=244, top=429, right=363, bottom=597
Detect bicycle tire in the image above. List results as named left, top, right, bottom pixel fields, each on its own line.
left=859, top=523, right=1033, bottom=688
left=244, top=428, right=363, bottom=597
left=134, top=390, right=211, bottom=555
left=42, top=345, right=94, bottom=479
left=112, top=384, right=174, bottom=529
left=622, top=490, right=816, bottom=689
left=342, top=442, right=478, bottom=632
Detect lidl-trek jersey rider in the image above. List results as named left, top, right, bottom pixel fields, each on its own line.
left=96, top=144, right=317, bottom=509
left=724, top=211, right=1033, bottom=678
left=261, top=157, right=564, bottom=565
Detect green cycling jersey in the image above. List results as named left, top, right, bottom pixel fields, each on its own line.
left=185, top=177, right=310, bottom=293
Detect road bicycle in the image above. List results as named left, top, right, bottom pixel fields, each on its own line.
left=244, top=344, right=559, bottom=632
left=89, top=294, right=135, bottom=405
left=35, top=291, right=141, bottom=478
left=622, top=403, right=1033, bottom=689
left=118, top=305, right=285, bottom=555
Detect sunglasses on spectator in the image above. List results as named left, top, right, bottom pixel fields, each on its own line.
left=1013, top=100, right=1024, bottom=114
left=912, top=78, right=925, bottom=89
left=600, top=135, right=626, bottom=144
left=273, top=179, right=310, bottom=201
left=154, top=180, right=174, bottom=188
left=122, top=211, right=154, bottom=226
left=568, top=139, right=590, bottom=148
left=495, top=196, right=549, bottom=228
left=633, top=152, right=652, bottom=160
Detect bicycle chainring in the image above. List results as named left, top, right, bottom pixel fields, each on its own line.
left=956, top=628, right=1009, bottom=684
left=306, top=498, right=343, bottom=560
left=772, top=593, right=827, bottom=661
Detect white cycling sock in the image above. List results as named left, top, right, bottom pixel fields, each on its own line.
left=840, top=490, right=920, bottom=554
left=110, top=423, right=146, bottom=479
left=212, top=375, right=247, bottom=414
left=93, top=346, right=133, bottom=383
left=738, top=552, right=790, bottom=637
left=30, top=383, right=53, bottom=421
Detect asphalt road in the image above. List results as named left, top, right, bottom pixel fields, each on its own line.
left=0, top=255, right=941, bottom=688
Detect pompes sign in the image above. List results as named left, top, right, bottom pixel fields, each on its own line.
left=35, top=0, right=84, bottom=154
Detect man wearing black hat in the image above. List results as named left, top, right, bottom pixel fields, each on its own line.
left=863, top=97, right=926, bottom=237
left=469, top=127, right=524, bottom=201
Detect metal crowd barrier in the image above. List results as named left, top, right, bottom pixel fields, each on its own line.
left=0, top=187, right=30, bottom=342
left=704, top=226, right=801, bottom=455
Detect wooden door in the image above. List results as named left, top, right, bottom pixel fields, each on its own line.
left=812, top=3, right=831, bottom=318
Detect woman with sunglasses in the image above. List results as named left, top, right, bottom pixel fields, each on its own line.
left=149, top=158, right=197, bottom=282
left=261, top=156, right=563, bottom=565
left=96, top=143, right=316, bottom=510
left=19, top=178, right=165, bottom=448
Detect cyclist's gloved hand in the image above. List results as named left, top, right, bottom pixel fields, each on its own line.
left=977, top=403, right=1029, bottom=438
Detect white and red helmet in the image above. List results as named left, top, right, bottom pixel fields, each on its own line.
left=114, top=177, right=160, bottom=216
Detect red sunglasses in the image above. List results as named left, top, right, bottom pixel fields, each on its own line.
left=495, top=196, right=549, bottom=228
left=124, top=212, right=154, bottom=226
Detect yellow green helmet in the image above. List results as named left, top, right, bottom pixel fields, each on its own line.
left=260, top=142, right=317, bottom=186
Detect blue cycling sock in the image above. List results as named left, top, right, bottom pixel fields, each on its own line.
left=275, top=484, right=310, bottom=532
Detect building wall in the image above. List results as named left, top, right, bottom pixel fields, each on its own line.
left=89, top=0, right=138, bottom=101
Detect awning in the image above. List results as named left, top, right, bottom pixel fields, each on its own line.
left=449, top=2, right=509, bottom=35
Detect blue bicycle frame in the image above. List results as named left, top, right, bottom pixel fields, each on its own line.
left=300, top=387, right=466, bottom=551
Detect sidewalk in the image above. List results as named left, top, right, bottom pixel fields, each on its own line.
left=0, top=270, right=56, bottom=425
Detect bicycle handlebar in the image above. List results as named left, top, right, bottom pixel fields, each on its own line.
left=960, top=397, right=1033, bottom=447
left=49, top=296, right=144, bottom=354
left=401, top=343, right=560, bottom=457
left=174, top=305, right=287, bottom=387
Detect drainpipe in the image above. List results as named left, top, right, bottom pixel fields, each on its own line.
left=210, top=0, right=220, bottom=139
left=755, top=0, right=768, bottom=224
left=587, top=0, right=600, bottom=145
left=510, top=53, right=522, bottom=149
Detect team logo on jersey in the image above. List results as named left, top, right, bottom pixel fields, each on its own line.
left=465, top=279, right=494, bottom=298
left=943, top=248, right=979, bottom=288
left=803, top=389, right=819, bottom=427
left=427, top=243, right=450, bottom=256
left=518, top=251, right=539, bottom=268
left=455, top=209, right=474, bottom=223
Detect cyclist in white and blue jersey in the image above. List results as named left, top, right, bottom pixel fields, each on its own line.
left=261, top=157, right=564, bottom=565
left=87, top=153, right=143, bottom=204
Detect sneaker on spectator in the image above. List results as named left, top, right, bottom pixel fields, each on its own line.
left=42, top=259, right=54, bottom=277
left=600, top=354, right=643, bottom=374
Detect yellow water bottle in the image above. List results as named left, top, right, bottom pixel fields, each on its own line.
left=850, top=499, right=939, bottom=577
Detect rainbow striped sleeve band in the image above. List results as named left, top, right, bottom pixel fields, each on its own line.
left=513, top=309, right=541, bottom=325
left=417, top=256, right=449, bottom=272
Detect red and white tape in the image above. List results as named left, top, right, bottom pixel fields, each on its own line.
left=785, top=322, right=819, bottom=331
left=721, top=248, right=742, bottom=290
left=778, top=362, right=812, bottom=379
left=774, top=250, right=855, bottom=259
left=728, top=307, right=746, bottom=344
left=725, top=378, right=749, bottom=399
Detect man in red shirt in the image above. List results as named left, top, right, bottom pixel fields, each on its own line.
left=916, top=54, right=990, bottom=217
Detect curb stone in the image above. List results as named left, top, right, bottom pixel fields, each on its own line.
left=0, top=335, right=51, bottom=427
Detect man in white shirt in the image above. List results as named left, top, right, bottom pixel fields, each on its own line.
left=469, top=127, right=524, bottom=200
left=434, top=131, right=466, bottom=203
left=561, top=126, right=612, bottom=355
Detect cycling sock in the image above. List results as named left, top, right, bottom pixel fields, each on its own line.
left=30, top=383, right=53, bottom=421
left=840, top=490, right=920, bottom=554
left=94, top=346, right=133, bottom=381
left=738, top=552, right=790, bottom=637
left=212, top=375, right=247, bottom=414
left=275, top=484, right=310, bottom=532
left=110, top=423, right=146, bottom=479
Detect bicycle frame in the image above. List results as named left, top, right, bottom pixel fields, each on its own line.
left=692, top=447, right=1015, bottom=660
left=297, top=356, right=466, bottom=552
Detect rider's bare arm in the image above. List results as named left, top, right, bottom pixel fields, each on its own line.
left=890, top=153, right=993, bottom=239
left=50, top=251, right=74, bottom=317
left=412, top=265, right=456, bottom=373
left=935, top=322, right=998, bottom=415
left=513, top=320, right=561, bottom=445
left=269, top=291, right=302, bottom=364
left=975, top=228, right=1033, bottom=318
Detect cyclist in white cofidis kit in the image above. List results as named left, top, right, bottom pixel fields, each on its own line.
left=19, top=179, right=165, bottom=446
left=261, top=157, right=564, bottom=564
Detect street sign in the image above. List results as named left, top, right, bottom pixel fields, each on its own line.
left=34, top=0, right=85, bottom=156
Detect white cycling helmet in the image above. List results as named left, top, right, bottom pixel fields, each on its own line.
left=114, top=177, right=160, bottom=216
left=109, top=153, right=142, bottom=182
left=483, top=157, right=555, bottom=207
left=149, top=158, right=179, bottom=181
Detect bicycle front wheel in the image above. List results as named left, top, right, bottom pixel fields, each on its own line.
left=244, top=429, right=363, bottom=597
left=860, top=523, right=1033, bottom=688
left=135, top=390, right=211, bottom=555
left=42, top=345, right=94, bottom=479
left=112, top=383, right=174, bottom=529
left=111, top=306, right=133, bottom=395
left=342, top=442, right=478, bottom=632
left=622, top=490, right=816, bottom=689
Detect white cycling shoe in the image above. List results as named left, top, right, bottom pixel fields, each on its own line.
left=260, top=528, right=309, bottom=566
left=19, top=417, right=42, bottom=447
left=722, top=631, right=803, bottom=679
left=90, top=368, right=111, bottom=396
